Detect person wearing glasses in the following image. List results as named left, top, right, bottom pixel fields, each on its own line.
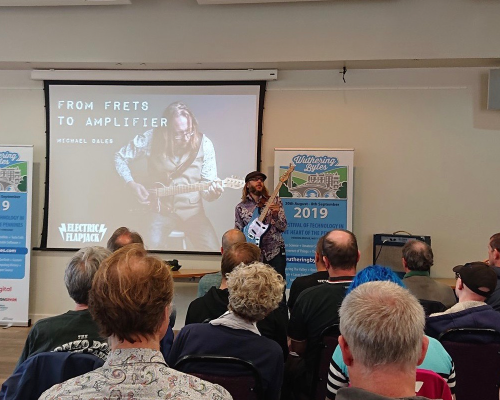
left=425, top=262, right=500, bottom=340
left=234, top=171, right=287, bottom=279
left=115, top=101, right=222, bottom=251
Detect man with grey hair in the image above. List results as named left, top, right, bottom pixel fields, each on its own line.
left=16, top=246, right=111, bottom=368
left=402, top=239, right=456, bottom=309
left=337, top=281, right=430, bottom=399
left=197, top=228, right=246, bottom=297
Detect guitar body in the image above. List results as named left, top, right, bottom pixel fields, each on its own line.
left=243, top=207, right=269, bottom=247
left=241, top=164, right=295, bottom=247
left=141, top=177, right=245, bottom=214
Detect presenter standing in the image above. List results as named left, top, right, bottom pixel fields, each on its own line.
left=115, top=101, right=223, bottom=251
left=235, top=171, right=287, bottom=279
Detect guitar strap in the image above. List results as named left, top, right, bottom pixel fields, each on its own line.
left=167, top=136, right=203, bottom=182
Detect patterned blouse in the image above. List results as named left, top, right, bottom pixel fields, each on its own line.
left=39, top=348, right=232, bottom=400
left=235, top=195, right=287, bottom=262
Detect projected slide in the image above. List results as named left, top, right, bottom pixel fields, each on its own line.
left=43, top=82, right=262, bottom=253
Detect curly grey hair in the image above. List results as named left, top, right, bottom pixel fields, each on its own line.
left=227, top=262, right=285, bottom=322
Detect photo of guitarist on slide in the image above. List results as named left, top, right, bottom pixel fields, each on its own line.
left=235, top=167, right=294, bottom=280
left=114, top=101, right=227, bottom=251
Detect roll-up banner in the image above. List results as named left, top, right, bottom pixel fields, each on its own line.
left=0, top=145, right=33, bottom=326
left=274, top=148, right=354, bottom=288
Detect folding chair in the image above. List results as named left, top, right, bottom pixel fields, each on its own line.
left=439, top=328, right=500, bottom=400
left=174, top=354, right=264, bottom=400
left=312, top=324, right=341, bottom=400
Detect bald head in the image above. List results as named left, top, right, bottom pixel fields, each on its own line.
left=322, top=229, right=359, bottom=270
left=402, top=240, right=433, bottom=272
left=221, top=229, right=246, bottom=253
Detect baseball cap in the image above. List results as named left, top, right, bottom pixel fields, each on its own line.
left=453, top=262, right=497, bottom=297
left=245, top=171, right=267, bottom=183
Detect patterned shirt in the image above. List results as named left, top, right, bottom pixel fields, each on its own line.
left=39, top=348, right=232, bottom=400
left=235, top=195, right=287, bottom=261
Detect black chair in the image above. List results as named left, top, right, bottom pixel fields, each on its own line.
left=418, top=299, right=447, bottom=316
left=312, top=324, right=341, bottom=400
left=439, top=328, right=500, bottom=400
left=174, top=354, right=264, bottom=400
left=0, top=351, right=104, bottom=400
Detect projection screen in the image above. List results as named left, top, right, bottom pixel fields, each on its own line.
left=41, top=81, right=264, bottom=253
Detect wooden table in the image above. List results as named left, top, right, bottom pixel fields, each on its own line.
left=171, top=269, right=218, bottom=280
left=434, top=278, right=456, bottom=289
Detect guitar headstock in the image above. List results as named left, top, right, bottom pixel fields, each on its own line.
left=222, top=176, right=245, bottom=190
left=279, top=164, right=295, bottom=183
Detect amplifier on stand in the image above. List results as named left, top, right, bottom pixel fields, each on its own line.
left=373, top=233, right=431, bottom=276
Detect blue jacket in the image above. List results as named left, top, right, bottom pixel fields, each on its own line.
left=425, top=303, right=500, bottom=341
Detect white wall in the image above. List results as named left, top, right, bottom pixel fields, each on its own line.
left=0, top=0, right=500, bottom=66
left=0, top=0, right=500, bottom=325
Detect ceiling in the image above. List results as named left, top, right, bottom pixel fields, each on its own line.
left=0, top=0, right=327, bottom=5
left=0, top=0, right=130, bottom=5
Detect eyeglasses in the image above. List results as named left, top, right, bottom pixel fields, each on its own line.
left=455, top=272, right=461, bottom=280
left=173, top=129, right=195, bottom=139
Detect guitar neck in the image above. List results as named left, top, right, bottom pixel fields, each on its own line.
left=156, top=182, right=211, bottom=197
left=258, top=183, right=282, bottom=222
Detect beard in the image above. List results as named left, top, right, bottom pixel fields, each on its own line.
left=248, top=185, right=263, bottom=197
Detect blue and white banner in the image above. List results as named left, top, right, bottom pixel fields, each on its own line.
left=274, top=148, right=354, bottom=288
left=0, top=145, right=33, bottom=326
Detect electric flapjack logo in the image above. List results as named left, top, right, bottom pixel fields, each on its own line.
left=59, top=223, right=107, bottom=243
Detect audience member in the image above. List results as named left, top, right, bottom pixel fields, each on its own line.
left=402, top=240, right=456, bottom=308
left=426, top=261, right=500, bottom=340
left=197, top=228, right=246, bottom=297
left=16, top=246, right=111, bottom=368
left=40, top=244, right=231, bottom=400
left=186, top=242, right=288, bottom=357
left=287, top=234, right=328, bottom=311
left=286, top=229, right=358, bottom=399
left=169, top=262, right=285, bottom=400
left=288, top=229, right=358, bottom=357
left=327, top=265, right=456, bottom=399
left=336, top=281, right=430, bottom=399
left=106, top=226, right=144, bottom=252
left=486, top=233, right=500, bottom=311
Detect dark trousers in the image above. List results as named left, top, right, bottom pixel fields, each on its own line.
left=148, top=211, right=219, bottom=251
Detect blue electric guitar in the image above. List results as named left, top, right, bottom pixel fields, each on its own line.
left=243, top=164, right=295, bottom=246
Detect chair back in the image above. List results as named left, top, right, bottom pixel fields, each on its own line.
left=439, top=328, right=500, bottom=400
left=419, top=299, right=447, bottom=316
left=174, top=354, right=264, bottom=400
left=415, top=369, right=452, bottom=400
left=0, top=351, right=104, bottom=400
left=312, top=324, right=341, bottom=400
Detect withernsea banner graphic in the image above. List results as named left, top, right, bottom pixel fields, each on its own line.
left=274, top=148, right=354, bottom=288
left=0, top=145, right=33, bottom=326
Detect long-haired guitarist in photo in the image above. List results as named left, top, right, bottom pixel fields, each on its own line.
left=235, top=170, right=288, bottom=279
left=115, top=101, right=223, bottom=251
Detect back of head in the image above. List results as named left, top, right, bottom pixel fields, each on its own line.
left=339, top=281, right=425, bottom=371
left=227, top=262, right=284, bottom=322
left=65, top=246, right=112, bottom=305
left=322, top=229, right=358, bottom=270
left=106, top=227, right=144, bottom=252
left=453, top=261, right=497, bottom=299
left=402, top=240, right=433, bottom=271
left=221, top=242, right=261, bottom=276
left=347, top=264, right=405, bottom=295
left=221, top=229, right=246, bottom=253
left=89, top=243, right=174, bottom=343
left=490, top=233, right=500, bottom=253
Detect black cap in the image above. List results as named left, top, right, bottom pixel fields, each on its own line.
left=453, top=262, right=497, bottom=297
left=245, top=171, right=267, bottom=183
